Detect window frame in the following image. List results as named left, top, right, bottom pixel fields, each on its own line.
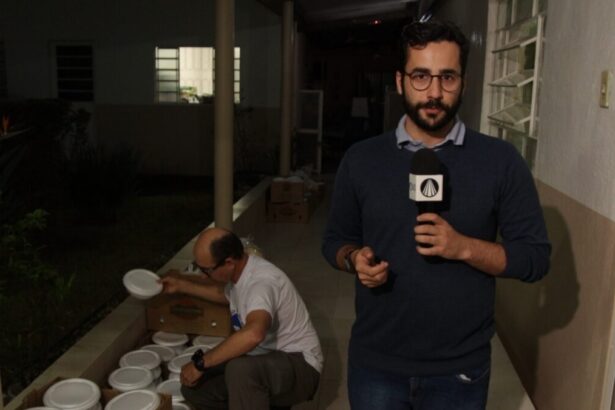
left=482, top=0, right=547, bottom=172
left=52, top=43, right=95, bottom=102
left=154, top=46, right=241, bottom=104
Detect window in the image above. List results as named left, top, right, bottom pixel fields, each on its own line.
left=484, top=0, right=547, bottom=171
left=0, top=40, right=6, bottom=98
left=55, top=45, right=94, bottom=102
left=155, top=47, right=240, bottom=104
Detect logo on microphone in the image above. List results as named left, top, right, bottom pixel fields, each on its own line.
left=420, top=178, right=439, bottom=198
left=409, top=173, right=443, bottom=202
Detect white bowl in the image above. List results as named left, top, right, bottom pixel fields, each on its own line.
left=123, top=269, right=162, bottom=300
left=192, top=335, right=225, bottom=349
left=43, top=378, right=101, bottom=410
left=156, top=380, right=184, bottom=403
left=181, top=345, right=210, bottom=356
left=119, top=350, right=161, bottom=378
left=108, top=366, right=155, bottom=392
left=152, top=331, right=188, bottom=354
left=167, top=353, right=193, bottom=374
left=104, top=389, right=160, bottom=410
left=140, top=344, right=176, bottom=363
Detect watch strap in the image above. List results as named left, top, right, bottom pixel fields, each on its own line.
left=191, top=348, right=206, bottom=372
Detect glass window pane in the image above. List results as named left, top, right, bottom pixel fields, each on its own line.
left=157, top=48, right=178, bottom=58
left=157, top=70, right=178, bottom=81
left=515, top=0, right=533, bottom=21
left=234, top=60, right=240, bottom=70
left=157, top=59, right=179, bottom=70
left=234, top=71, right=240, bottom=81
left=234, top=47, right=240, bottom=58
left=506, top=130, right=524, bottom=155
left=158, top=81, right=179, bottom=92
left=234, top=82, right=240, bottom=93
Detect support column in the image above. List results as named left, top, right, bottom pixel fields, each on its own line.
left=214, top=0, right=234, bottom=229
left=279, top=0, right=294, bottom=177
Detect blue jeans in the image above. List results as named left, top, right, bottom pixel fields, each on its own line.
left=348, top=360, right=490, bottom=410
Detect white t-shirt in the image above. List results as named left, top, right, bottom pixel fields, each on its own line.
left=224, top=255, right=323, bottom=373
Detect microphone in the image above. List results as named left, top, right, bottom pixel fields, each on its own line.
left=410, top=148, right=443, bottom=249
left=409, top=148, right=444, bottom=215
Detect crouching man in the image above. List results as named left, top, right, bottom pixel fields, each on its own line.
left=160, top=227, right=322, bottom=410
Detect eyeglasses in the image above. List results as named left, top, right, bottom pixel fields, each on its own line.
left=404, top=71, right=462, bottom=92
left=191, top=260, right=224, bottom=276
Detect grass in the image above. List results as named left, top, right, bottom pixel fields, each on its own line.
left=0, top=174, right=261, bottom=403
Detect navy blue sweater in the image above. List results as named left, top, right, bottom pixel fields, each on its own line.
left=322, top=129, right=550, bottom=377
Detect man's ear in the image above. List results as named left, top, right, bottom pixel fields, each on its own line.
left=395, top=71, right=403, bottom=95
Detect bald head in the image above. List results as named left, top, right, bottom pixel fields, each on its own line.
left=194, top=227, right=244, bottom=266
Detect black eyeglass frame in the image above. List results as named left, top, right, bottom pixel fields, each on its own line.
left=191, top=259, right=225, bottom=276
left=403, top=70, right=463, bottom=92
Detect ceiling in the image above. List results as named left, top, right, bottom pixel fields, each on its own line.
left=256, top=0, right=430, bottom=48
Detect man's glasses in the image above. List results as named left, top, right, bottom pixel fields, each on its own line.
left=191, top=260, right=223, bottom=276
left=404, top=71, right=462, bottom=92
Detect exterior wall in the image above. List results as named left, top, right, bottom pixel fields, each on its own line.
left=0, top=0, right=282, bottom=176
left=447, top=0, right=615, bottom=408
left=96, top=104, right=279, bottom=175
left=487, top=0, right=615, bottom=408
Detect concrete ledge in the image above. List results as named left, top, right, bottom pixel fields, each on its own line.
left=5, top=176, right=272, bottom=409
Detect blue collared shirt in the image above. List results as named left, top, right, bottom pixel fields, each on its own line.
left=395, top=114, right=466, bottom=152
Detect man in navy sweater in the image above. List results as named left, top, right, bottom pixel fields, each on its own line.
left=322, top=20, right=550, bottom=410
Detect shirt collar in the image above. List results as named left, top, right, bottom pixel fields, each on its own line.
left=395, top=114, right=465, bottom=152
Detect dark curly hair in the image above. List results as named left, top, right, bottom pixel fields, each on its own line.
left=398, top=20, right=469, bottom=76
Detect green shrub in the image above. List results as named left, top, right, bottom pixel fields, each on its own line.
left=0, top=205, right=69, bottom=303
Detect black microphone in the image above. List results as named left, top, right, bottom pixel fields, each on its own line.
left=409, top=148, right=444, bottom=215
left=410, top=148, right=443, bottom=249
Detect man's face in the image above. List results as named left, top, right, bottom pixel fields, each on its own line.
left=194, top=252, right=232, bottom=284
left=396, top=41, right=464, bottom=133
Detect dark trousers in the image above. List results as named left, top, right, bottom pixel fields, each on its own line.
left=181, top=351, right=320, bottom=410
left=348, top=360, right=491, bottom=410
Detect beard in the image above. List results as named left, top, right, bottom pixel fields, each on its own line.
left=402, top=89, right=462, bottom=133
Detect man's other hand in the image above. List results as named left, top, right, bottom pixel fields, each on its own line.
left=180, top=362, right=203, bottom=387
left=414, top=213, right=470, bottom=260
left=354, top=247, right=389, bottom=288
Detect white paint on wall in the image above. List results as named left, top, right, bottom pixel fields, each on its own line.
left=536, top=0, right=615, bottom=221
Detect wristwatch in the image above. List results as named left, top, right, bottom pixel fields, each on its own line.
left=344, top=249, right=357, bottom=274
left=191, top=348, right=206, bottom=372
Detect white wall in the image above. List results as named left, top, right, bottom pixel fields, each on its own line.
left=0, top=0, right=281, bottom=108
left=536, top=0, right=615, bottom=221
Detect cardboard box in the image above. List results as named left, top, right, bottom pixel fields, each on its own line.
left=267, top=199, right=312, bottom=224
left=270, top=179, right=305, bottom=203
left=146, top=293, right=231, bottom=337
left=17, top=378, right=172, bottom=410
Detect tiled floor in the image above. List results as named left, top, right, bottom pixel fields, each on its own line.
left=250, top=182, right=536, bottom=410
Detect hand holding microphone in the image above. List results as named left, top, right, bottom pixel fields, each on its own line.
left=409, top=148, right=470, bottom=260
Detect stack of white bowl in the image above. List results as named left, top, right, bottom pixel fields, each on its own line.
left=26, top=407, right=60, bottom=410
left=119, top=350, right=162, bottom=384
left=156, top=379, right=185, bottom=404
left=140, top=344, right=176, bottom=379
left=42, top=378, right=102, bottom=410
left=152, top=332, right=189, bottom=355
left=191, top=335, right=225, bottom=350
left=104, top=389, right=161, bottom=410
left=108, top=366, right=156, bottom=393
left=166, top=353, right=193, bottom=381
